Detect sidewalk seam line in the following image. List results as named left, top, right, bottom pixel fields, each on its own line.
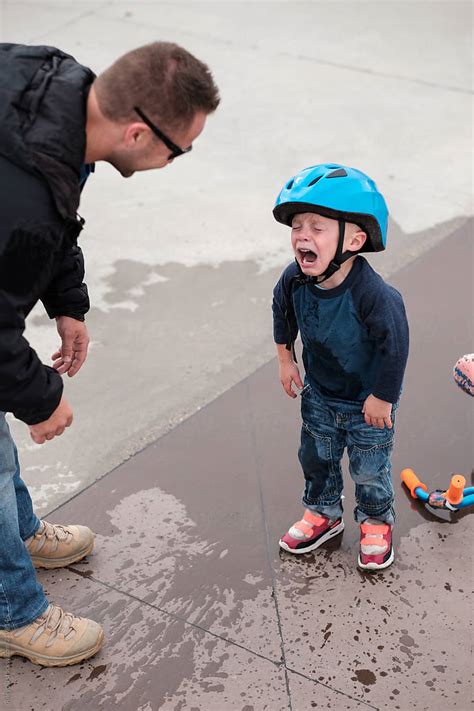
left=244, top=379, right=293, bottom=711
left=278, top=51, right=471, bottom=96
left=66, top=567, right=379, bottom=710
left=92, top=12, right=470, bottom=96
left=26, top=2, right=111, bottom=44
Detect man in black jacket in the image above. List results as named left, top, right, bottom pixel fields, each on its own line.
left=0, top=42, right=219, bottom=666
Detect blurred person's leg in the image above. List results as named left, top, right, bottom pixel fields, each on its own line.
left=0, top=413, right=48, bottom=631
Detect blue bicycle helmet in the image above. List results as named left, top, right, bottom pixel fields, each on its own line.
left=273, top=164, right=388, bottom=252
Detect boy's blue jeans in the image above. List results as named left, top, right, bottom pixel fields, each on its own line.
left=0, top=413, right=48, bottom=630
left=299, top=384, right=396, bottom=525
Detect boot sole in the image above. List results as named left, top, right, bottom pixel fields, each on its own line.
left=31, top=540, right=94, bottom=569
left=279, top=520, right=344, bottom=554
left=0, top=628, right=104, bottom=667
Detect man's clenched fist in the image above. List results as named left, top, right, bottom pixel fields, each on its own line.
left=29, top=396, right=73, bottom=444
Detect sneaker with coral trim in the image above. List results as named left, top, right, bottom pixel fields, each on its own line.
left=279, top=510, right=344, bottom=554
left=358, top=519, right=394, bottom=571
left=25, top=520, right=94, bottom=569
left=0, top=604, right=104, bottom=667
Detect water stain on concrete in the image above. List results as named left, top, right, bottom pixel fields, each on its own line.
left=353, top=669, right=377, bottom=686
left=86, top=665, right=107, bottom=681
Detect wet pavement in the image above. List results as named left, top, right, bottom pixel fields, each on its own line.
left=2, top=223, right=472, bottom=709
left=2, top=0, right=471, bottom=516
left=0, top=3, right=471, bottom=708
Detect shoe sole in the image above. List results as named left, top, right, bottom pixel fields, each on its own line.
left=31, top=540, right=94, bottom=570
left=279, top=520, right=345, bottom=554
left=357, top=548, right=394, bottom=571
left=0, top=628, right=104, bottom=667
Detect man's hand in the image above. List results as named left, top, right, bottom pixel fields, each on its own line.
left=29, top=396, right=73, bottom=444
left=52, top=316, right=89, bottom=377
left=279, top=360, right=303, bottom=399
left=362, top=394, right=393, bottom=429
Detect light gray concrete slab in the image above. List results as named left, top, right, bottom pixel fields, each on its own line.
left=288, top=670, right=378, bottom=711
left=0, top=1, right=471, bottom=515
left=2, top=570, right=291, bottom=710
left=98, top=1, right=471, bottom=91
left=0, top=1, right=107, bottom=45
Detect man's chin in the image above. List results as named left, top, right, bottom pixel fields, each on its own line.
left=106, top=158, right=134, bottom=178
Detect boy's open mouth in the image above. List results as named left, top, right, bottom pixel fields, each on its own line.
left=298, top=248, right=318, bottom=265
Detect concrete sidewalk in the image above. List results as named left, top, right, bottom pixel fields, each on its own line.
left=1, top=0, right=471, bottom=516
left=2, top=224, right=472, bottom=709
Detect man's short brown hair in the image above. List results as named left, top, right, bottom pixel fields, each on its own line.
left=94, top=42, right=220, bottom=131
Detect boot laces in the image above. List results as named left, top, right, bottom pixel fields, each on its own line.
left=23, top=605, right=78, bottom=647
left=31, top=521, right=73, bottom=552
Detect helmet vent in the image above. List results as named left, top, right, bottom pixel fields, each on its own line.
left=308, top=175, right=322, bottom=187
left=326, top=168, right=348, bottom=178
left=286, top=179, right=294, bottom=189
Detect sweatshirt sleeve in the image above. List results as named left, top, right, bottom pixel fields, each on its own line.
left=272, top=262, right=299, bottom=346
left=356, top=279, right=409, bottom=403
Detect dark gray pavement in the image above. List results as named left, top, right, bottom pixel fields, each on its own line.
left=2, top=225, right=472, bottom=709
left=3, top=0, right=472, bottom=517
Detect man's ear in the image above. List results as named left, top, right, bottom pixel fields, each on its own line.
left=123, top=122, right=149, bottom=148
left=348, top=230, right=367, bottom=252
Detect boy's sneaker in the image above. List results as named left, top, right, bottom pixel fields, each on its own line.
left=0, top=604, right=104, bottom=667
left=279, top=510, right=344, bottom=554
left=25, top=520, right=94, bottom=569
left=358, top=519, right=394, bottom=571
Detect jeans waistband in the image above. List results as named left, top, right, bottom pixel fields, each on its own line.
left=303, top=382, right=399, bottom=414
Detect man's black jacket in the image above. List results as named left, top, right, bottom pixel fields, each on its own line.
left=0, top=43, right=94, bottom=425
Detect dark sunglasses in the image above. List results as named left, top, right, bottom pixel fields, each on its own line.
left=134, top=106, right=192, bottom=160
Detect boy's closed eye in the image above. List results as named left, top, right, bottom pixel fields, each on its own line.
left=292, top=223, right=323, bottom=232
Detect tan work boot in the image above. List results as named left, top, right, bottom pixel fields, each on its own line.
left=25, top=520, right=94, bottom=569
left=0, top=604, right=104, bottom=667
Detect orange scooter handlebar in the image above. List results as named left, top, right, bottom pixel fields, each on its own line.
left=400, top=468, right=428, bottom=499
left=444, top=474, right=466, bottom=505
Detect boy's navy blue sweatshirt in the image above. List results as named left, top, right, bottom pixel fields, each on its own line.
left=272, top=256, right=409, bottom=404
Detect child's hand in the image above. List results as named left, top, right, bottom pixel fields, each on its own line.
left=362, top=394, right=393, bottom=429
left=279, top=361, right=303, bottom=398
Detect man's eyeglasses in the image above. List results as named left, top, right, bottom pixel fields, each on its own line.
left=134, top=106, right=192, bottom=160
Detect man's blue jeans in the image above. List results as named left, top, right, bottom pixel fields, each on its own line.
left=0, top=413, right=48, bottom=629
left=298, top=384, right=396, bottom=525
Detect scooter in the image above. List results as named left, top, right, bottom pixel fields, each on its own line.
left=401, top=468, right=474, bottom=511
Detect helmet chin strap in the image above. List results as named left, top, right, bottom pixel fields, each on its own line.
left=294, top=219, right=357, bottom=285
left=315, top=219, right=354, bottom=285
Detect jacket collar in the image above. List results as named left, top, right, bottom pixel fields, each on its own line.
left=0, top=43, right=95, bottom=219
